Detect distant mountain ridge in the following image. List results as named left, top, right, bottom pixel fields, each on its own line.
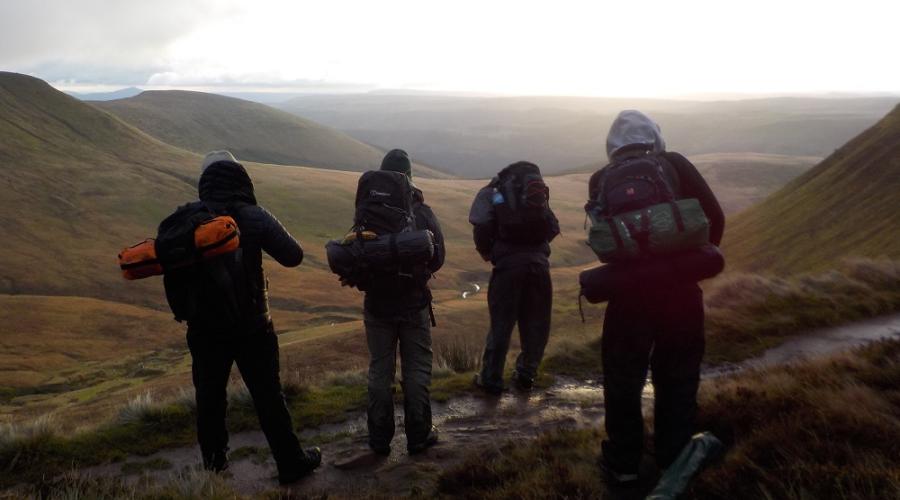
left=277, top=94, right=899, bottom=178
left=67, top=87, right=143, bottom=101
left=723, top=104, right=900, bottom=272
left=94, top=90, right=448, bottom=177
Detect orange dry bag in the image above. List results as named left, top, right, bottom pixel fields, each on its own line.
left=195, top=216, right=240, bottom=259
left=118, top=214, right=240, bottom=280
left=119, top=239, right=163, bottom=280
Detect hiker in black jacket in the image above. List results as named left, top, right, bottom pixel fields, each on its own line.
left=592, top=112, right=725, bottom=485
left=469, top=161, right=560, bottom=394
left=364, top=149, right=446, bottom=456
left=185, top=151, right=321, bottom=483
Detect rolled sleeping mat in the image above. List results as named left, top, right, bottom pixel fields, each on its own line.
left=326, top=229, right=435, bottom=279
left=580, top=244, right=725, bottom=304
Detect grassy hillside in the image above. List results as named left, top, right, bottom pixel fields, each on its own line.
left=723, top=105, right=900, bottom=272
left=0, top=72, right=594, bottom=424
left=278, top=94, right=897, bottom=177
left=94, top=90, right=448, bottom=177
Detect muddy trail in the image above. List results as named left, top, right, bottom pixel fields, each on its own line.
left=77, top=314, right=900, bottom=497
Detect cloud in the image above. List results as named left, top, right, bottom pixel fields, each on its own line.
left=0, top=0, right=237, bottom=84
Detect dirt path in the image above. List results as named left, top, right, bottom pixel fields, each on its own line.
left=77, top=313, right=900, bottom=497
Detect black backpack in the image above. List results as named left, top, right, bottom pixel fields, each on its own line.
left=353, top=170, right=416, bottom=235
left=587, top=153, right=678, bottom=217
left=493, top=162, right=552, bottom=244
left=158, top=201, right=251, bottom=324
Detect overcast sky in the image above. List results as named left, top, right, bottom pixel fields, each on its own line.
left=2, top=0, right=899, bottom=97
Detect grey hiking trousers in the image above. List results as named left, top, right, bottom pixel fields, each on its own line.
left=364, top=306, right=433, bottom=451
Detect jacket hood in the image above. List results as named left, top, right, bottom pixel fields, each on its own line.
left=198, top=160, right=257, bottom=206
left=201, top=150, right=238, bottom=172
left=606, top=110, right=666, bottom=161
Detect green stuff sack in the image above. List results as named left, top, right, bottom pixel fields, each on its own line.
left=587, top=198, right=709, bottom=263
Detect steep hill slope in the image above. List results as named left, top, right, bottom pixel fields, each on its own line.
left=94, top=91, right=447, bottom=177
left=0, top=72, right=596, bottom=423
left=723, top=105, right=900, bottom=272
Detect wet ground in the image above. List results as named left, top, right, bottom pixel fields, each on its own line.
left=76, top=313, right=900, bottom=497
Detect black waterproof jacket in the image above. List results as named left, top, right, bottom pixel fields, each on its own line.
left=364, top=188, right=445, bottom=317
left=470, top=186, right=560, bottom=269
left=191, top=160, right=302, bottom=330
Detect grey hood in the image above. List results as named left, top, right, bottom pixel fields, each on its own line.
left=605, top=110, right=666, bottom=161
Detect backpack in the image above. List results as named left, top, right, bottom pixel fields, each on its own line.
left=353, top=170, right=416, bottom=235
left=492, top=162, right=552, bottom=244
left=585, top=153, right=709, bottom=262
left=157, top=201, right=251, bottom=324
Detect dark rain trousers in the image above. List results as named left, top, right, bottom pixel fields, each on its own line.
left=187, top=321, right=305, bottom=476
left=365, top=306, right=433, bottom=450
left=600, top=283, right=705, bottom=472
left=479, top=262, right=553, bottom=390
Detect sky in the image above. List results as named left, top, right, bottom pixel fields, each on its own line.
left=1, top=0, right=899, bottom=97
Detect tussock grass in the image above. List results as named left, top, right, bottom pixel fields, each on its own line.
left=689, top=339, right=900, bottom=499
left=435, top=334, right=483, bottom=374
left=27, top=468, right=237, bottom=500
left=705, top=258, right=900, bottom=363
left=116, top=392, right=156, bottom=424
left=438, top=339, right=900, bottom=499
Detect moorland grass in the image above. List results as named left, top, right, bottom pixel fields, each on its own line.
left=541, top=258, right=900, bottom=377
left=437, top=338, right=900, bottom=499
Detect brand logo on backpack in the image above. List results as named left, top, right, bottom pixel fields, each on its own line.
left=369, top=189, right=392, bottom=198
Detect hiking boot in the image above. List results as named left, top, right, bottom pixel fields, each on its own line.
left=369, top=442, right=391, bottom=456
left=598, top=456, right=639, bottom=487
left=473, top=374, right=505, bottom=396
left=511, top=370, right=534, bottom=392
left=278, top=447, right=322, bottom=485
left=407, top=426, right=439, bottom=455
left=202, top=449, right=229, bottom=473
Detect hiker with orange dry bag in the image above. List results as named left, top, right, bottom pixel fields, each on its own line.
left=118, top=151, right=321, bottom=484
left=580, top=112, right=725, bottom=485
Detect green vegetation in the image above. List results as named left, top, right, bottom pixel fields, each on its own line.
left=437, top=339, right=900, bottom=499
left=704, top=258, right=900, bottom=363
left=724, top=104, right=900, bottom=273
left=544, top=258, right=900, bottom=376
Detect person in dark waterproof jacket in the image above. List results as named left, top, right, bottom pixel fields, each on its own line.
left=468, top=161, right=561, bottom=394
left=592, top=112, right=725, bottom=485
left=186, top=151, right=321, bottom=483
left=363, top=149, right=446, bottom=456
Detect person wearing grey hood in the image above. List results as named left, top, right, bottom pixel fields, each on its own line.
left=591, top=111, right=724, bottom=485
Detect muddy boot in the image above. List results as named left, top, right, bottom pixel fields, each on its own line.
left=597, top=453, right=639, bottom=487
left=369, top=442, right=391, bottom=456
left=511, top=370, right=534, bottom=392
left=473, top=373, right=505, bottom=396
left=278, top=447, right=322, bottom=485
left=408, top=426, right=439, bottom=455
left=202, top=449, right=229, bottom=473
